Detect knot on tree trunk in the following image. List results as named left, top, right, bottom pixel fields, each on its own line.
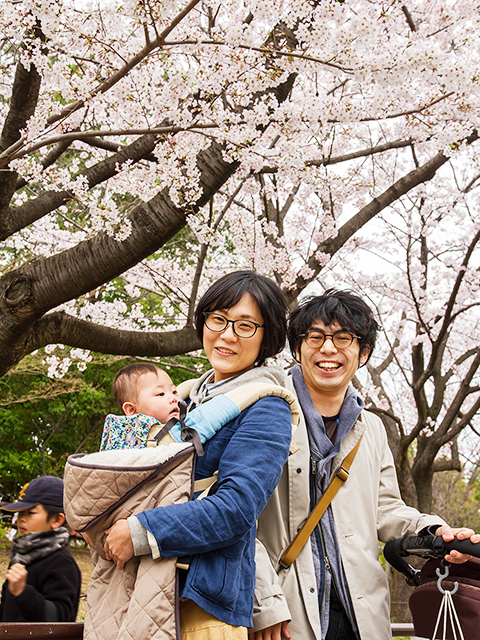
left=3, top=276, right=31, bottom=308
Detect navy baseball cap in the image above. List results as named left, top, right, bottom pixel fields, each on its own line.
left=1, top=476, right=64, bottom=512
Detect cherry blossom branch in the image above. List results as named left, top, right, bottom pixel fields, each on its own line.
left=415, top=226, right=480, bottom=389
left=187, top=177, right=248, bottom=321
left=285, top=128, right=479, bottom=304
left=0, top=0, right=203, bottom=164
left=162, top=39, right=355, bottom=72
left=5, top=123, right=220, bottom=162
left=306, top=138, right=413, bottom=167
left=1, top=131, right=161, bottom=240
left=257, top=139, right=413, bottom=175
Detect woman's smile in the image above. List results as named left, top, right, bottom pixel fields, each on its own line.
left=203, top=292, right=264, bottom=382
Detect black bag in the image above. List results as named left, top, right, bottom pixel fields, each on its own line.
left=409, top=557, right=480, bottom=639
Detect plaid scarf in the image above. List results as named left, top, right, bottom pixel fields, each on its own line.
left=10, top=526, right=69, bottom=567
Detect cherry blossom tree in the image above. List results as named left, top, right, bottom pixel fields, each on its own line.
left=2, top=0, right=479, bottom=381
left=341, top=172, right=480, bottom=514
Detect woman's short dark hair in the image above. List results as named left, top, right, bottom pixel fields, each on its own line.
left=288, top=289, right=379, bottom=362
left=194, top=271, right=288, bottom=367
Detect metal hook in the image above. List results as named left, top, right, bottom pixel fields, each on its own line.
left=436, top=559, right=459, bottom=595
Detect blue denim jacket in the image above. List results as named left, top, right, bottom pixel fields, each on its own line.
left=136, top=396, right=292, bottom=627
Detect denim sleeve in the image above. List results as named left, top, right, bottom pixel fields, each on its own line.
left=136, top=396, right=292, bottom=557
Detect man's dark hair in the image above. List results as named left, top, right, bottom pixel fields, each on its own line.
left=194, top=271, right=288, bottom=367
left=288, top=289, right=379, bottom=362
left=113, top=363, right=160, bottom=410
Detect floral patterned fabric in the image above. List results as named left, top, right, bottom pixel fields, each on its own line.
left=101, top=413, right=161, bottom=451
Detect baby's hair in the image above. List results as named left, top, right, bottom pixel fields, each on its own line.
left=113, top=363, right=160, bottom=411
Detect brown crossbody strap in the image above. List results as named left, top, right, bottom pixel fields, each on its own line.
left=279, top=435, right=363, bottom=569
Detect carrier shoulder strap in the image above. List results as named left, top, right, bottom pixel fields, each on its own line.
left=177, top=378, right=302, bottom=493
left=177, top=379, right=300, bottom=427
left=279, top=435, right=363, bottom=570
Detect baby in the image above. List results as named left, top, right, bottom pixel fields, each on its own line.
left=101, top=363, right=237, bottom=451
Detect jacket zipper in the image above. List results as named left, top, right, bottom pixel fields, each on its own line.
left=311, top=458, right=331, bottom=609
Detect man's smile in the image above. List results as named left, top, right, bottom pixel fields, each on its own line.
left=316, top=361, right=341, bottom=371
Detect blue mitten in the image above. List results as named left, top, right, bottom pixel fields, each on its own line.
left=169, top=396, right=240, bottom=443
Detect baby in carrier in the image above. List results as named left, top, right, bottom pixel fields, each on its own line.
left=101, top=362, right=237, bottom=451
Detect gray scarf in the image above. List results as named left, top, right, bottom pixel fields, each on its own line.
left=291, top=365, right=363, bottom=640
left=10, top=527, right=69, bottom=566
left=188, top=365, right=288, bottom=405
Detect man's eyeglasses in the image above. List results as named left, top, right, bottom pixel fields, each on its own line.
left=203, top=312, right=265, bottom=339
left=300, top=330, right=361, bottom=350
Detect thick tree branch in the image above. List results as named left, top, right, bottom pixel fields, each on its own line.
left=26, top=311, right=201, bottom=357
left=0, top=48, right=42, bottom=153
left=285, top=129, right=479, bottom=304
left=0, top=132, right=160, bottom=240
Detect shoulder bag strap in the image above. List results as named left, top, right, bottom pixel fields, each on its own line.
left=279, top=435, right=363, bottom=569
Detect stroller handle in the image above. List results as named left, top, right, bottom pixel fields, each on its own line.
left=384, top=535, right=480, bottom=588
left=384, top=534, right=480, bottom=562
left=443, top=537, right=480, bottom=557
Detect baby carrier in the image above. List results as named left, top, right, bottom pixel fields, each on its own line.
left=384, top=534, right=480, bottom=639
left=63, top=381, right=299, bottom=640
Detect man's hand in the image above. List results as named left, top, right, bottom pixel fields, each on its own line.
left=104, top=519, right=134, bottom=570
left=6, top=563, right=28, bottom=597
left=435, top=525, right=480, bottom=563
left=248, top=621, right=291, bottom=640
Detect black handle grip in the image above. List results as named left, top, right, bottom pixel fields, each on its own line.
left=444, top=537, right=480, bottom=558
left=385, top=534, right=480, bottom=561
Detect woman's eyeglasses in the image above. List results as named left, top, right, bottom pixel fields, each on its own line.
left=203, top=312, right=265, bottom=338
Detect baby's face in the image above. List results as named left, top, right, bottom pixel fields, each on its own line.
left=132, top=370, right=180, bottom=424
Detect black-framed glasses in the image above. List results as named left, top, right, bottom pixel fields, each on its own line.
left=203, top=312, right=265, bottom=338
left=300, top=330, right=361, bottom=350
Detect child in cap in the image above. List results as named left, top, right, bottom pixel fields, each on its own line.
left=101, top=363, right=239, bottom=450
left=0, top=475, right=81, bottom=622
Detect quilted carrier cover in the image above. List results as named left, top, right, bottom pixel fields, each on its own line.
left=64, top=443, right=195, bottom=640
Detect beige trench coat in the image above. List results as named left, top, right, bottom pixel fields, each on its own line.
left=253, top=377, right=445, bottom=639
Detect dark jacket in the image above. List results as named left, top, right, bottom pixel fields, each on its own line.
left=0, top=547, right=81, bottom=622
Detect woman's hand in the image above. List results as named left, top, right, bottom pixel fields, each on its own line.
left=248, top=621, right=291, bottom=640
left=435, top=525, right=480, bottom=563
left=104, top=519, right=134, bottom=569
left=6, top=563, right=28, bottom=596
left=82, top=531, right=94, bottom=549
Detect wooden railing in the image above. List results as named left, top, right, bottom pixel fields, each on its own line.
left=391, top=622, right=415, bottom=636
left=0, top=623, right=84, bottom=638
left=0, top=622, right=415, bottom=638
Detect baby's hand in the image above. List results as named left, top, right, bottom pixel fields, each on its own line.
left=6, top=563, right=28, bottom=597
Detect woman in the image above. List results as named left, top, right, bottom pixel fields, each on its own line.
left=103, top=270, right=294, bottom=639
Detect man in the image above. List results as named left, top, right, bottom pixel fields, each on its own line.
left=252, top=290, right=478, bottom=640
